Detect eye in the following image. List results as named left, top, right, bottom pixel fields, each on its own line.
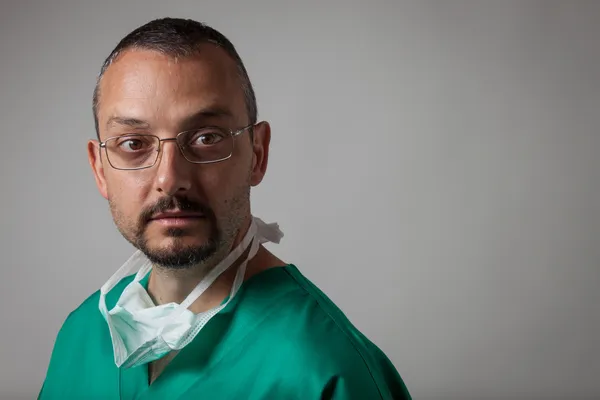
left=114, top=136, right=154, bottom=152
left=189, top=130, right=227, bottom=147
left=122, top=139, right=142, bottom=151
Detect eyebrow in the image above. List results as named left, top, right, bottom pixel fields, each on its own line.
left=105, top=107, right=234, bottom=132
left=179, top=107, right=234, bottom=130
left=106, top=117, right=150, bottom=130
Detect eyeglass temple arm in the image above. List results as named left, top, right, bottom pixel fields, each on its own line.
left=232, top=123, right=255, bottom=137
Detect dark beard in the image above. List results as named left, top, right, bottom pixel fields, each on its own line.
left=133, top=196, right=221, bottom=269
left=136, top=232, right=219, bottom=269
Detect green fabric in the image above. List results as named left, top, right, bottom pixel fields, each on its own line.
left=39, top=265, right=411, bottom=399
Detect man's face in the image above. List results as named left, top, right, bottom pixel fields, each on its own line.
left=88, top=46, right=269, bottom=268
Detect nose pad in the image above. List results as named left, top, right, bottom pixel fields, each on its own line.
left=156, top=139, right=184, bottom=163
left=154, top=138, right=193, bottom=195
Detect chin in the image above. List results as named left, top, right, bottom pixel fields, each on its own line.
left=160, top=233, right=213, bottom=248
left=143, top=244, right=218, bottom=269
left=138, top=236, right=219, bottom=269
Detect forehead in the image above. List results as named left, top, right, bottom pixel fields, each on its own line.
left=96, top=45, right=246, bottom=136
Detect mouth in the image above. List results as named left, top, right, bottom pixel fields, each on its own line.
left=149, top=210, right=206, bottom=227
left=150, top=211, right=205, bottom=220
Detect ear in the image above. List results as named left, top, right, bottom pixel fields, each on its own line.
left=250, top=121, right=271, bottom=187
left=87, top=140, right=109, bottom=200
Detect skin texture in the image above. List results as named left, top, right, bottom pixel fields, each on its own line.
left=87, top=45, right=284, bottom=382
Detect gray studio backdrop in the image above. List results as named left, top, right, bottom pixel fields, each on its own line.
left=1, top=1, right=598, bottom=399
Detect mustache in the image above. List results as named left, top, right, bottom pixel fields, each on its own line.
left=138, top=196, right=215, bottom=225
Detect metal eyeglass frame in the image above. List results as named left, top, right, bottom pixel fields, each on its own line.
left=99, top=123, right=255, bottom=171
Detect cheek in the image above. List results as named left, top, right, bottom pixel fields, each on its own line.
left=105, top=172, right=153, bottom=215
left=198, top=160, right=250, bottom=205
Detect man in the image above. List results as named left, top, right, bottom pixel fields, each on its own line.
left=39, top=18, right=411, bottom=399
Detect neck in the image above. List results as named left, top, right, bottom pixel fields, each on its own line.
left=146, top=217, right=258, bottom=313
left=147, top=245, right=284, bottom=313
left=147, top=251, right=246, bottom=312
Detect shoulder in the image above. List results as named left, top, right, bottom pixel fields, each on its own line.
left=255, top=265, right=376, bottom=356
left=239, top=265, right=411, bottom=399
left=56, top=290, right=101, bottom=337
left=43, top=274, right=135, bottom=371
left=54, top=273, right=135, bottom=340
left=39, top=278, right=132, bottom=399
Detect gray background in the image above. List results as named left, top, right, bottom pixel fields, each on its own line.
left=1, top=0, right=598, bottom=398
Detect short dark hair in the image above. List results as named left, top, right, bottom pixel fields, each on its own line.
left=92, top=18, right=257, bottom=138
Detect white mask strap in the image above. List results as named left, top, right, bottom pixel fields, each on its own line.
left=175, top=220, right=258, bottom=312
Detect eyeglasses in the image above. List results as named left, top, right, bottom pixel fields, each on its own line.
left=99, top=124, right=254, bottom=170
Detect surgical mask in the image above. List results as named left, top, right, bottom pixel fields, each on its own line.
left=98, top=217, right=283, bottom=369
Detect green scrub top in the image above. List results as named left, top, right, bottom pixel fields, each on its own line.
left=39, top=265, right=411, bottom=399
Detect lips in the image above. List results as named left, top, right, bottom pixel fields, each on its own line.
left=150, top=211, right=205, bottom=220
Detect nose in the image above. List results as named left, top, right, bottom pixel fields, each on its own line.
left=153, top=139, right=193, bottom=196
